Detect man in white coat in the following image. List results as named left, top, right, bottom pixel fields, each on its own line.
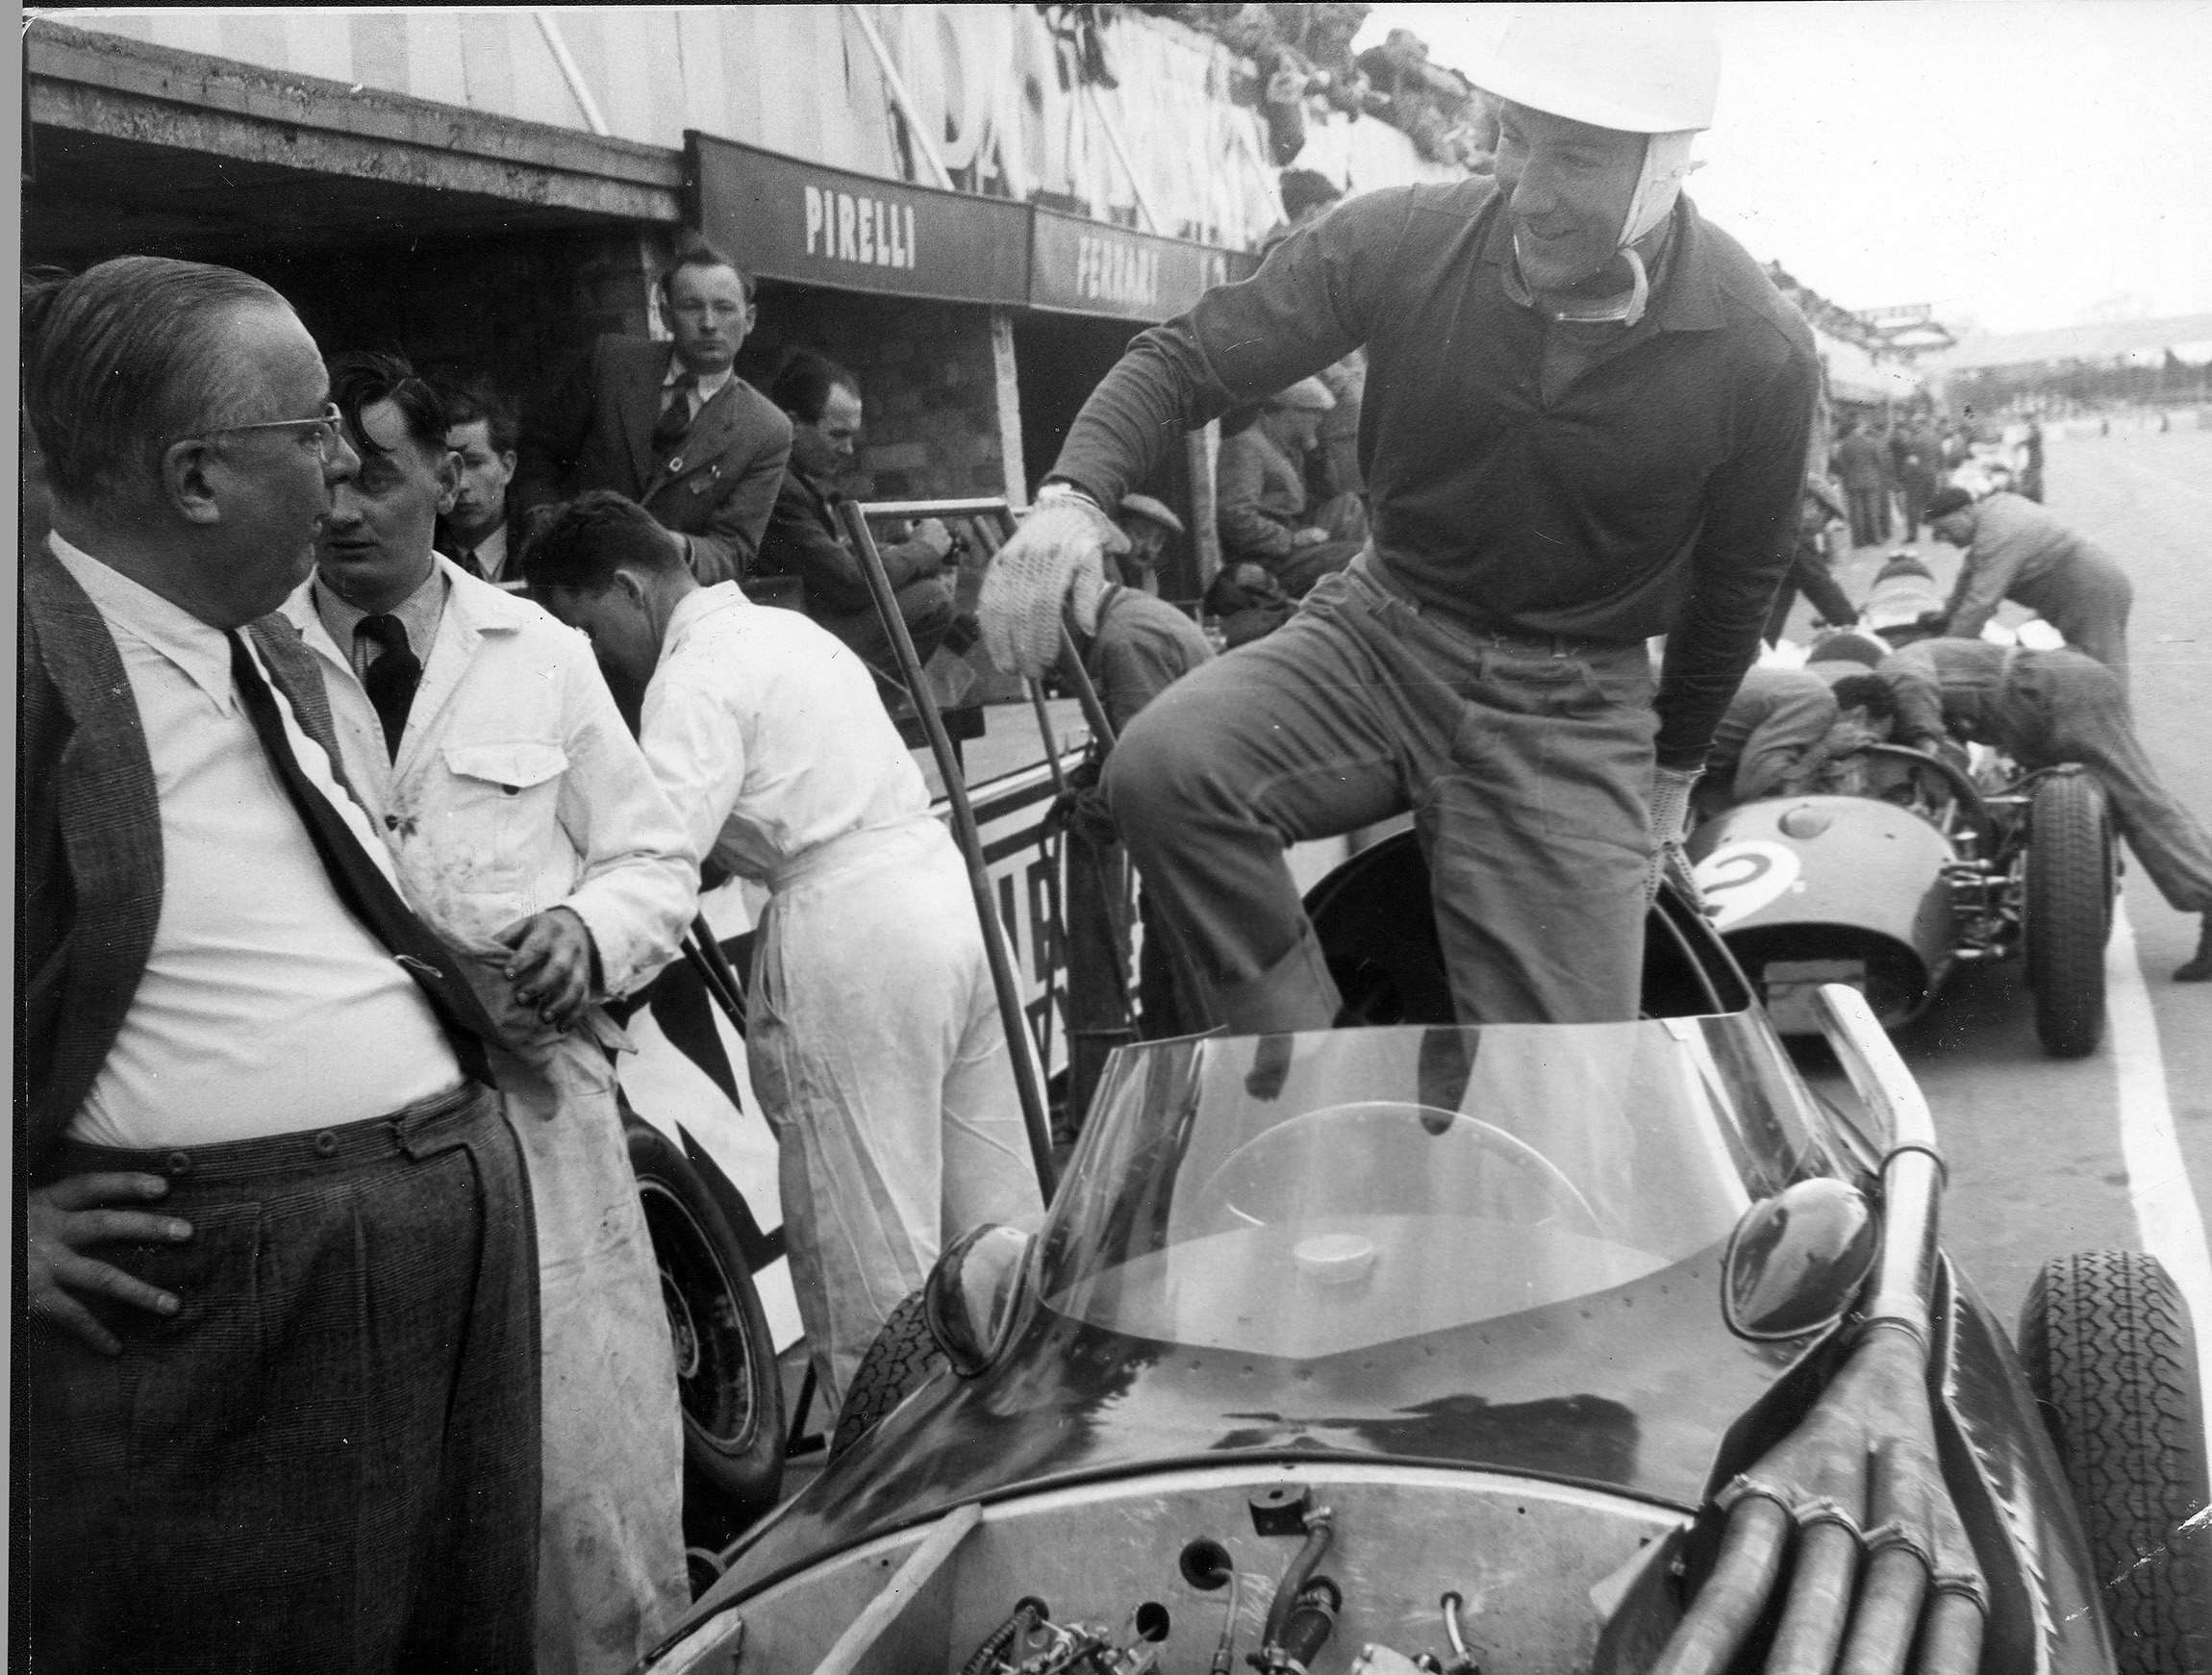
left=274, top=355, right=698, bottom=1675
left=521, top=489, right=1044, bottom=1418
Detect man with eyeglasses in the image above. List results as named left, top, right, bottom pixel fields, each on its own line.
left=518, top=235, right=792, bottom=589
left=21, top=258, right=538, bottom=1669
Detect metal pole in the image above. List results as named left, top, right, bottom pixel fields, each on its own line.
left=534, top=12, right=612, bottom=137
left=1028, top=681, right=1071, bottom=797
left=1083, top=83, right=1165, bottom=236
left=836, top=501, right=1058, bottom=1201
left=1054, top=618, right=1118, bottom=751
left=843, top=3, right=954, bottom=189
left=680, top=915, right=747, bottom=1035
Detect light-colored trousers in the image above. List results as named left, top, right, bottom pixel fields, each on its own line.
left=494, top=1033, right=688, bottom=1675
left=748, top=820, right=1044, bottom=1416
left=1104, top=554, right=1661, bottom=1031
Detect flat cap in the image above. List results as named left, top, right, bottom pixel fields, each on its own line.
left=1924, top=485, right=1975, bottom=521
left=1115, top=492, right=1185, bottom=536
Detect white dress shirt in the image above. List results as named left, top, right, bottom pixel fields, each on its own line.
left=641, top=584, right=931, bottom=884
left=53, top=536, right=461, bottom=1148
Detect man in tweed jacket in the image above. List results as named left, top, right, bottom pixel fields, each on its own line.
left=20, top=256, right=540, bottom=1673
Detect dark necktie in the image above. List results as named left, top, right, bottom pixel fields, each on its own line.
left=226, top=631, right=500, bottom=1086
left=452, top=547, right=485, bottom=581
left=356, top=613, right=421, bottom=760
left=652, top=374, right=697, bottom=458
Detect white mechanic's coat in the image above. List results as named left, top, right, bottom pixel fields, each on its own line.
left=281, top=559, right=697, bottom=1675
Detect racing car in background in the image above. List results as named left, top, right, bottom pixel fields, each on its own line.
left=1687, top=737, right=2118, bottom=1058
left=629, top=837, right=2206, bottom=1675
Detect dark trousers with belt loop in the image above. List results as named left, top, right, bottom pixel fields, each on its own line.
left=1104, top=552, right=1659, bottom=1032
left=1994, top=650, right=2212, bottom=914
left=29, top=1084, right=540, bottom=1675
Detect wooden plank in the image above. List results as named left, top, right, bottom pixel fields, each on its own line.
left=809, top=1501, right=983, bottom=1675
left=675, top=10, right=729, bottom=146
left=406, top=11, right=470, bottom=112
left=457, top=12, right=517, bottom=117
left=27, top=79, right=682, bottom=227
left=990, top=309, right=1027, bottom=509
left=27, top=19, right=679, bottom=187
left=284, top=12, right=356, bottom=88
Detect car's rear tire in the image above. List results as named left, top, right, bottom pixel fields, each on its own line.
left=827, top=1291, right=945, bottom=1461
left=2024, top=770, right=2112, bottom=1058
left=2018, top=1251, right=2211, bottom=1674
left=624, top=1117, right=786, bottom=1551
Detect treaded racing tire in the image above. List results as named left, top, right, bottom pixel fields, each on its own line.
left=2025, top=770, right=2112, bottom=1059
left=624, top=1116, right=786, bottom=1565
left=827, top=1291, right=946, bottom=1462
left=2018, top=1251, right=2211, bottom=1675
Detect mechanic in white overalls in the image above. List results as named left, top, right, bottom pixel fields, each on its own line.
left=282, top=357, right=699, bottom=1675
left=523, top=490, right=1044, bottom=1415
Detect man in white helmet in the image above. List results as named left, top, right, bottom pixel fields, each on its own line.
left=978, top=9, right=1817, bottom=1030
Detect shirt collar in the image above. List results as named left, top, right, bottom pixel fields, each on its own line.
left=1481, top=193, right=1726, bottom=334
left=47, top=529, right=240, bottom=712
left=312, top=559, right=448, bottom=660
left=661, top=581, right=746, bottom=659
left=665, top=359, right=734, bottom=401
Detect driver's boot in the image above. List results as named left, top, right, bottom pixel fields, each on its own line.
left=2176, top=915, right=2212, bottom=982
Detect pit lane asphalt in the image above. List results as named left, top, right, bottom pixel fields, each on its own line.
left=1810, top=420, right=2212, bottom=1373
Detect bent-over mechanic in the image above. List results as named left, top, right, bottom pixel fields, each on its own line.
left=524, top=492, right=1043, bottom=1414
left=1877, top=638, right=2212, bottom=981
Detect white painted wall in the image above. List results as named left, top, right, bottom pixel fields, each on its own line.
left=70, top=5, right=1452, bottom=248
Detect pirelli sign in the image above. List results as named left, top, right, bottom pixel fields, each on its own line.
left=687, top=133, right=1256, bottom=320
left=691, top=132, right=1030, bottom=306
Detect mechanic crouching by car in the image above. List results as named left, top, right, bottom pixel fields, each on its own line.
left=1876, top=637, right=2212, bottom=981
left=1690, top=665, right=1841, bottom=824
left=977, top=12, right=1817, bottom=1033
left=1924, top=484, right=2135, bottom=688
left=522, top=491, right=1043, bottom=1417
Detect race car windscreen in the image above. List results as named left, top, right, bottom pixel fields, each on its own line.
left=1037, top=1020, right=1843, bottom=1360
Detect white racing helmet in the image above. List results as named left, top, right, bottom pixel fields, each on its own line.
left=1474, top=8, right=1721, bottom=316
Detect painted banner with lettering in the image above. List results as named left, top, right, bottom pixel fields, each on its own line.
left=1027, top=207, right=1259, bottom=323
left=691, top=131, right=1030, bottom=306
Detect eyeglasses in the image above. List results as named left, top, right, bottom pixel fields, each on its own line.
left=203, top=402, right=346, bottom=450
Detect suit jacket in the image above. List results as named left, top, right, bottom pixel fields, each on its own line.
left=516, top=337, right=792, bottom=588
left=752, top=468, right=943, bottom=617
left=17, top=544, right=354, bottom=1172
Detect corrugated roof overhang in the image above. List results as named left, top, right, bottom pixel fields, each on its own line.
left=24, top=19, right=684, bottom=260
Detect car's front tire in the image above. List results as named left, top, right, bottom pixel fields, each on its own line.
left=2024, top=769, right=2112, bottom=1058
left=827, top=1291, right=946, bottom=1461
left=2019, top=1251, right=2210, bottom=1674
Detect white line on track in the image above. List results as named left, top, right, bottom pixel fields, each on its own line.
left=2105, top=900, right=2212, bottom=1438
